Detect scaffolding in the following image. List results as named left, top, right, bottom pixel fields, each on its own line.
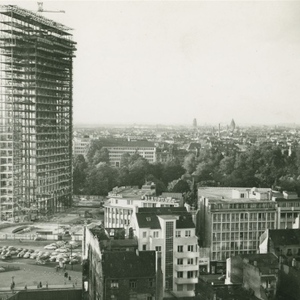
left=0, top=5, right=76, bottom=221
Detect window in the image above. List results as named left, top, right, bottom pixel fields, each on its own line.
left=177, top=285, right=183, bottom=291
left=143, top=232, right=147, bottom=238
left=176, top=231, right=181, bottom=238
left=153, top=231, right=159, bottom=238
left=129, top=280, right=137, bottom=288
left=148, top=279, right=155, bottom=287
left=142, top=244, right=147, bottom=251
left=188, top=258, right=193, bottom=265
left=155, top=246, right=161, bottom=252
left=177, top=259, right=183, bottom=265
left=185, top=230, right=191, bottom=237
left=178, top=245, right=183, bottom=252
left=188, top=245, right=194, bottom=252
left=115, top=199, right=118, bottom=204
left=177, top=272, right=183, bottom=278
left=187, top=271, right=194, bottom=278
left=111, top=280, right=119, bottom=289
left=241, top=193, right=244, bottom=198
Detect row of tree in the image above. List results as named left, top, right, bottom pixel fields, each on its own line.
left=73, top=141, right=300, bottom=206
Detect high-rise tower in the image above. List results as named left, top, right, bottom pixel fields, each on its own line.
left=0, top=5, right=76, bottom=221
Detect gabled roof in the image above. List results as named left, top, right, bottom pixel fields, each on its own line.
left=102, top=251, right=156, bottom=278
left=269, top=229, right=300, bottom=246
left=136, top=207, right=195, bottom=229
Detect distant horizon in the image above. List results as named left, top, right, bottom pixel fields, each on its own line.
left=74, top=121, right=300, bottom=128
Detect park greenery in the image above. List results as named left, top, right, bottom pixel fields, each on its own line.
left=73, top=140, right=300, bottom=206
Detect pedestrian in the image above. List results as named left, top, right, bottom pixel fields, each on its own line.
left=68, top=275, right=71, bottom=281
left=39, top=282, right=42, bottom=288
left=24, top=285, right=27, bottom=290
left=46, top=282, right=48, bottom=289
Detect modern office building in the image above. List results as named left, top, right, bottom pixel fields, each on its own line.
left=131, top=207, right=199, bottom=298
left=73, top=136, right=90, bottom=157
left=104, top=183, right=183, bottom=229
left=0, top=5, right=76, bottom=221
left=197, top=187, right=277, bottom=273
left=103, top=140, right=157, bottom=167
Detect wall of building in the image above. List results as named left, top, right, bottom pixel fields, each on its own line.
left=104, top=277, right=156, bottom=300
left=7, top=289, right=82, bottom=300
left=277, top=264, right=300, bottom=300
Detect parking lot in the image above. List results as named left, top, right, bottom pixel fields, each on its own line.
left=0, top=239, right=82, bottom=291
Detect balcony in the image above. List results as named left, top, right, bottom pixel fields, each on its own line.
left=175, top=264, right=199, bottom=272
left=175, top=252, right=199, bottom=259
left=174, top=277, right=198, bottom=284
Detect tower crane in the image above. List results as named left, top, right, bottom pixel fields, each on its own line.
left=37, top=2, right=65, bottom=13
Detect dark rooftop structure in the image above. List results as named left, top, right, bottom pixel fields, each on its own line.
left=136, top=207, right=195, bottom=229
left=267, top=229, right=300, bottom=246
left=102, top=251, right=156, bottom=278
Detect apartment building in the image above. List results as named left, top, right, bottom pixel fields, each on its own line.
left=104, top=184, right=183, bottom=228
left=197, top=187, right=276, bottom=273
left=82, top=224, right=160, bottom=300
left=131, top=207, right=199, bottom=298
left=0, top=5, right=76, bottom=221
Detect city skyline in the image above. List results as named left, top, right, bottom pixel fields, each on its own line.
left=4, top=0, right=300, bottom=126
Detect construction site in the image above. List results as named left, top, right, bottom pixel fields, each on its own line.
left=0, top=5, right=76, bottom=222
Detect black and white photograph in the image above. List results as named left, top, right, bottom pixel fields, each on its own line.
left=0, top=1, right=300, bottom=299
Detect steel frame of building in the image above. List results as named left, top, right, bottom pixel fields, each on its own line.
left=0, top=5, right=76, bottom=221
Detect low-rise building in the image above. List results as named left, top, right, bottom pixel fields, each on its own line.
left=225, top=253, right=279, bottom=300
left=104, top=184, right=183, bottom=229
left=259, top=228, right=300, bottom=259
left=82, top=224, right=161, bottom=300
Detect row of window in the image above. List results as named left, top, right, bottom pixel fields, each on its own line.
left=212, top=222, right=275, bottom=231
left=212, top=231, right=265, bottom=241
left=106, top=218, right=130, bottom=225
left=177, top=258, right=198, bottom=265
left=110, top=279, right=155, bottom=289
left=177, top=271, right=197, bottom=278
left=212, top=212, right=275, bottom=222
left=178, top=245, right=197, bottom=252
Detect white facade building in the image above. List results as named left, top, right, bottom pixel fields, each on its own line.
left=104, top=141, right=156, bottom=167
left=73, top=137, right=90, bottom=157
left=131, top=207, right=199, bottom=298
left=104, top=185, right=183, bottom=229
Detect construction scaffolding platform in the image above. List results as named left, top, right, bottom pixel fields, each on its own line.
left=0, top=5, right=76, bottom=221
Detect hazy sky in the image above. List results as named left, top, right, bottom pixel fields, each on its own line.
left=3, top=1, right=300, bottom=126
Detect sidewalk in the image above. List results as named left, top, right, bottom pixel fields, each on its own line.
left=0, top=284, right=79, bottom=292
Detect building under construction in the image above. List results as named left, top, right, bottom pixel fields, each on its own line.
left=0, top=5, right=76, bottom=221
